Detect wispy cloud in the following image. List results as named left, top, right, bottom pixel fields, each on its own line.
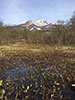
left=0, top=0, right=75, bottom=25
left=0, top=0, right=28, bottom=24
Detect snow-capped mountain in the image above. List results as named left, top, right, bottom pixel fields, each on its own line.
left=12, top=20, right=59, bottom=30
left=34, top=20, right=48, bottom=26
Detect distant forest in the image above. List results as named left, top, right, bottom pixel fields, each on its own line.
left=0, top=11, right=75, bottom=45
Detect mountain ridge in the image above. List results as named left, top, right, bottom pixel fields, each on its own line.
left=12, top=20, right=60, bottom=30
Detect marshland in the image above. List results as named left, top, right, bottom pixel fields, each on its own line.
left=0, top=12, right=75, bottom=100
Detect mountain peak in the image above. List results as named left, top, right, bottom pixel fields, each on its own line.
left=12, top=20, right=59, bottom=30
left=34, top=19, right=48, bottom=26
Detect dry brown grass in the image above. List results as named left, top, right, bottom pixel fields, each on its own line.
left=0, top=43, right=75, bottom=68
left=0, top=42, right=75, bottom=53
left=0, top=43, right=75, bottom=87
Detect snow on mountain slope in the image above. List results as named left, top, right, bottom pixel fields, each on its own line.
left=34, top=20, right=48, bottom=26
left=12, top=20, right=59, bottom=30
left=23, top=20, right=48, bottom=27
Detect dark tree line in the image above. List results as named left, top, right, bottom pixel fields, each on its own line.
left=0, top=12, right=75, bottom=45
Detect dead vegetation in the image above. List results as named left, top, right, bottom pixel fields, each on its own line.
left=0, top=43, right=75, bottom=100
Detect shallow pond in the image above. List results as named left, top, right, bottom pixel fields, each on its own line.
left=0, top=62, right=75, bottom=100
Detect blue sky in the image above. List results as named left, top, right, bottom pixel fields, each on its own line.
left=0, top=0, right=75, bottom=25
